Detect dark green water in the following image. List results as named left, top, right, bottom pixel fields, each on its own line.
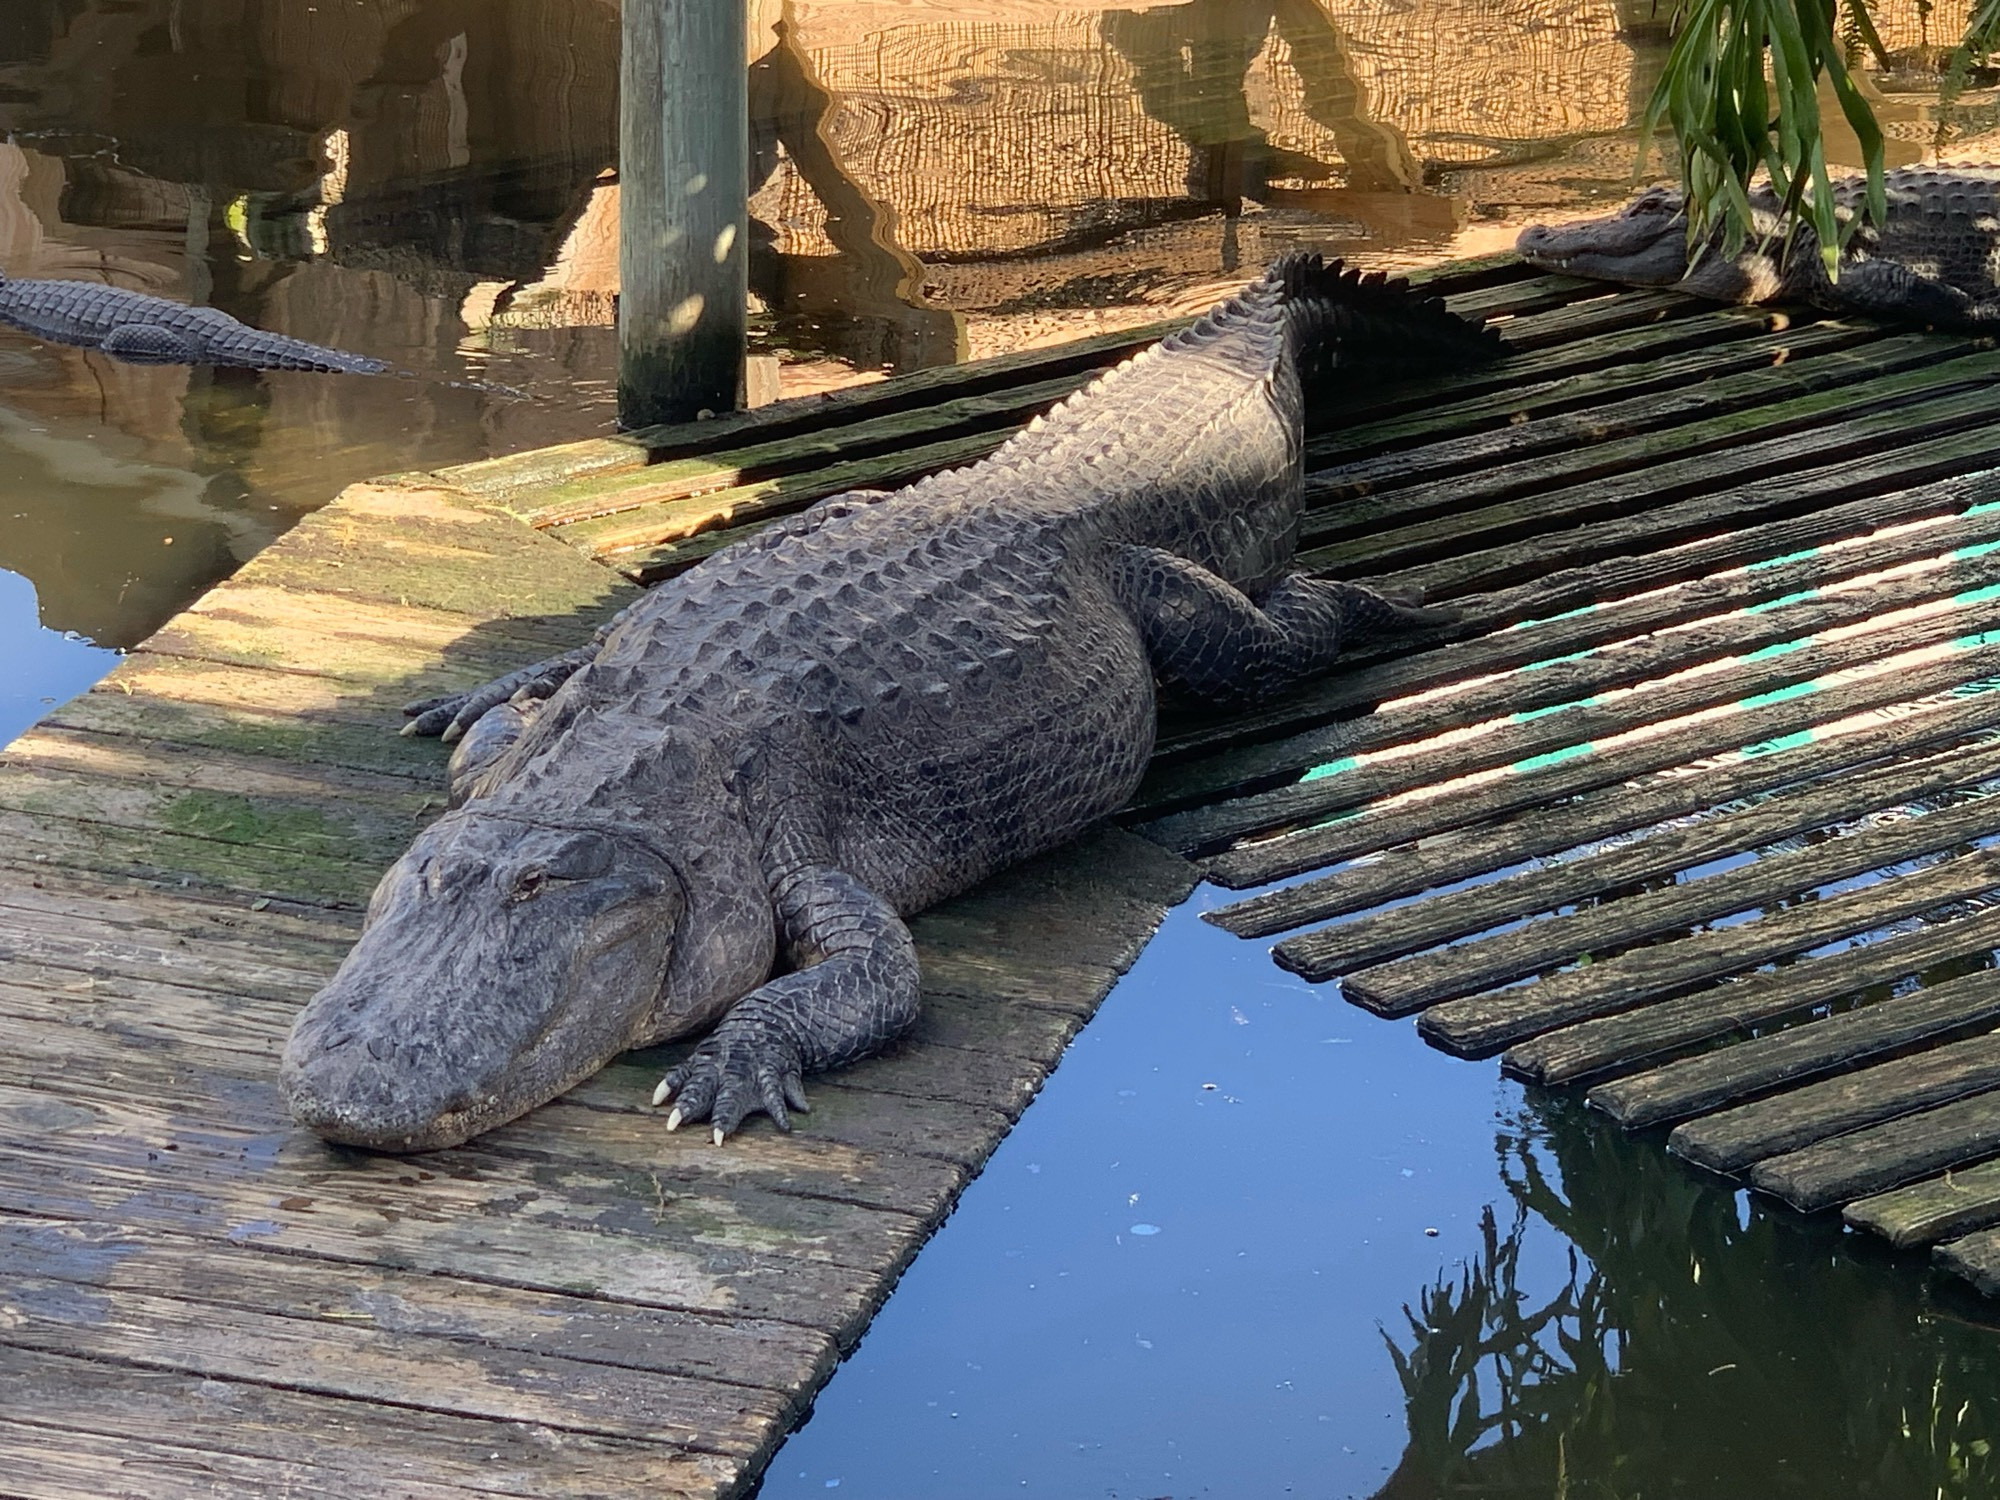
left=6, top=5, right=2000, bottom=1496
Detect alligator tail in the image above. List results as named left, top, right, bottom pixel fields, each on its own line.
left=1270, top=251, right=1505, bottom=396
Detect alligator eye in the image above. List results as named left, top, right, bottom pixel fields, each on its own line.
left=510, top=867, right=549, bottom=902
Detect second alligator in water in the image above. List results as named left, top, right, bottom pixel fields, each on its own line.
left=281, top=254, right=1503, bottom=1153
left=1517, top=166, right=2000, bottom=331
left=0, top=270, right=389, bottom=372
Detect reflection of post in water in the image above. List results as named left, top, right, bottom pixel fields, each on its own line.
left=748, top=16, right=965, bottom=374
left=1369, top=1094, right=2000, bottom=1498
left=1100, top=0, right=1420, bottom=207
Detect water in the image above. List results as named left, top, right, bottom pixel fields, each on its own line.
left=761, top=891, right=2000, bottom=1500
left=6, top=4, right=2000, bottom=1494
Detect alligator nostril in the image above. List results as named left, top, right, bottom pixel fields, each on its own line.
left=366, top=1036, right=392, bottom=1060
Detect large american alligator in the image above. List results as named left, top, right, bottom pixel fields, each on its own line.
left=0, top=271, right=389, bottom=372
left=281, top=255, right=1502, bottom=1152
left=1517, top=166, right=2000, bottom=331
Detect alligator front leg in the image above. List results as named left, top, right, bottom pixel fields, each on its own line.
left=1110, top=543, right=1451, bottom=705
left=402, top=636, right=609, bottom=741
left=653, top=865, right=920, bottom=1143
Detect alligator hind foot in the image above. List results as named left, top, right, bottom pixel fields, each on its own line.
left=1112, top=543, right=1453, bottom=706
left=653, top=866, right=920, bottom=1142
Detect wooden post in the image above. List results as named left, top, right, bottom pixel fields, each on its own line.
left=619, top=0, right=748, bottom=429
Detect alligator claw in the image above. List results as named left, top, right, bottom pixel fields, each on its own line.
left=652, top=1015, right=807, bottom=1143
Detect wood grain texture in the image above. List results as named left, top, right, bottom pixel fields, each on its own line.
left=1511, top=902, right=2000, bottom=1088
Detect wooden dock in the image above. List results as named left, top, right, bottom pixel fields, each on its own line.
left=12, top=256, right=2000, bottom=1491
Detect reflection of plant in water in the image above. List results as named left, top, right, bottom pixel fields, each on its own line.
left=1376, top=1095, right=2000, bottom=1499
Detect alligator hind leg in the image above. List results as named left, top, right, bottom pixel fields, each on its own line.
left=1110, top=542, right=1451, bottom=705
left=653, top=865, right=920, bottom=1143
left=100, top=324, right=203, bottom=364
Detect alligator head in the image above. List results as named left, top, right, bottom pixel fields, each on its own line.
left=1516, top=188, right=1788, bottom=303
left=282, top=746, right=776, bottom=1151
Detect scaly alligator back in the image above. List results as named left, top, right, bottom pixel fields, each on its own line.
left=0, top=272, right=391, bottom=373
left=286, top=255, right=1505, bottom=1151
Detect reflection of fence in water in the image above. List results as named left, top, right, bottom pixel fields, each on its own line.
left=1274, top=0, right=1632, bottom=165
left=758, top=2, right=1642, bottom=261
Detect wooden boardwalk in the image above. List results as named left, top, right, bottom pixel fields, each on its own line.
left=12, top=255, right=2000, bottom=1491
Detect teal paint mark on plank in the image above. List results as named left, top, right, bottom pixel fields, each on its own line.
left=1512, top=743, right=1593, bottom=774
left=1745, top=588, right=1820, bottom=616
left=1747, top=546, right=1821, bottom=572
left=1738, top=679, right=1822, bottom=711
left=1300, top=755, right=1358, bottom=784
left=1743, top=638, right=1811, bottom=663
left=1522, top=648, right=1599, bottom=672
left=1515, top=698, right=1595, bottom=723
left=1508, top=602, right=1598, bottom=632
left=1741, top=729, right=1817, bottom=758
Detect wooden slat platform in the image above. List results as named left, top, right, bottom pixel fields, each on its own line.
left=14, top=254, right=2000, bottom=1491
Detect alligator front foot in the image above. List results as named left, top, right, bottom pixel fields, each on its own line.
left=401, top=644, right=599, bottom=741
left=653, top=1011, right=813, bottom=1145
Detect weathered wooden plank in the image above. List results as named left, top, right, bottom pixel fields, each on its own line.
left=1667, top=1035, right=2000, bottom=1178
left=0, top=1089, right=910, bottom=1329
left=1166, top=470, right=2000, bottom=817
left=1306, top=329, right=1960, bottom=530
left=1306, top=306, right=1823, bottom=466
left=1209, top=687, right=2000, bottom=940
left=44, top=686, right=452, bottom=784
left=0, top=1342, right=720, bottom=1500
left=0, top=754, right=432, bottom=872
left=544, top=427, right=1009, bottom=564
left=232, top=479, right=635, bottom=624
left=1589, top=970, right=2000, bottom=1130
left=1304, top=352, right=2000, bottom=581
left=1737, top=1085, right=2000, bottom=1212
left=1934, top=1225, right=2000, bottom=1296
left=1147, top=565, right=2000, bottom=863
left=0, top=1417, right=498, bottom=1500
left=1342, top=773, right=2000, bottom=1015
left=144, top=584, right=604, bottom=685
left=1153, top=465, right=2000, bottom=776
left=1369, top=420, right=2000, bottom=603
left=1507, top=902, right=2000, bottom=1086
left=0, top=809, right=384, bottom=906
left=1310, top=314, right=1868, bottom=462
left=502, top=371, right=1090, bottom=531
left=1848, top=1158, right=2000, bottom=1248
left=1413, top=844, right=2000, bottom=1054
left=1268, top=731, right=2000, bottom=974
left=0, top=1265, right=790, bottom=1451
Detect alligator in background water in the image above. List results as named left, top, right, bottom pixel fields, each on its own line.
left=280, top=254, right=1504, bottom=1152
left=1517, top=166, right=2000, bottom=332
left=0, top=271, right=390, bottom=373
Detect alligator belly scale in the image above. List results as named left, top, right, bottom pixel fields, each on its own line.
left=279, top=255, right=1503, bottom=1152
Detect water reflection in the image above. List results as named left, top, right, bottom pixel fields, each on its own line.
left=1379, top=1094, right=2000, bottom=1499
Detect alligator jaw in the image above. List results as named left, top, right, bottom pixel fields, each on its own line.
left=1516, top=189, right=1695, bottom=286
